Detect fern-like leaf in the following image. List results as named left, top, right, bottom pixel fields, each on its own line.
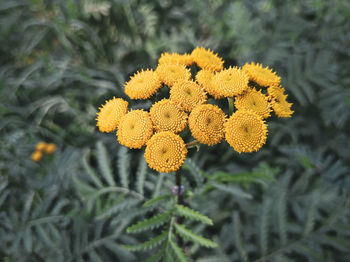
left=210, top=181, right=252, bottom=199
left=169, top=238, right=189, bottom=262
left=96, top=141, right=115, bottom=187
left=117, top=146, right=130, bottom=189
left=175, top=205, right=213, bottom=225
left=174, top=224, right=217, bottom=248
left=123, top=230, right=167, bottom=251
left=136, top=156, right=147, bottom=195
left=233, top=212, right=248, bottom=262
left=82, top=151, right=103, bottom=188
left=143, top=194, right=171, bottom=208
left=126, top=211, right=171, bottom=233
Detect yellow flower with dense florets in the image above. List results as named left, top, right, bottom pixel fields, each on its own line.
left=36, top=142, right=47, bottom=151
left=235, top=88, right=272, bottom=119
left=189, top=104, right=226, bottom=145
left=117, top=110, right=153, bottom=149
left=45, top=143, right=56, bottom=154
left=150, top=99, right=188, bottom=133
left=243, top=62, right=281, bottom=87
left=155, top=64, right=191, bottom=87
left=212, top=67, right=249, bottom=98
left=191, top=47, right=224, bottom=72
left=196, top=70, right=224, bottom=99
left=144, top=131, right=187, bottom=173
left=225, top=109, right=268, bottom=153
left=31, top=150, right=43, bottom=162
left=96, top=97, right=128, bottom=133
left=158, top=52, right=193, bottom=66
left=124, top=69, right=162, bottom=100
left=268, top=85, right=294, bottom=118
left=170, top=80, right=207, bottom=112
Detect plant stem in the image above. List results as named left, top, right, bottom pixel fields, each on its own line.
left=227, top=97, right=234, bottom=116
left=175, top=169, right=184, bottom=247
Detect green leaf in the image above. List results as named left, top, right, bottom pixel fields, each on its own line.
left=145, top=247, right=165, bottom=262
left=143, top=194, right=171, bottom=208
left=123, top=230, right=167, bottom=251
left=169, top=238, right=189, bottom=262
left=126, top=211, right=171, bottom=233
left=136, top=156, right=148, bottom=195
left=117, top=146, right=130, bottom=189
left=210, top=181, right=252, bottom=199
left=175, top=205, right=213, bottom=225
left=82, top=151, right=103, bottom=188
left=96, top=141, right=116, bottom=187
left=174, top=224, right=217, bottom=248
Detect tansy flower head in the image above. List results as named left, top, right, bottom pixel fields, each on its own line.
left=191, top=47, right=224, bottom=72
left=150, top=99, right=188, bottom=133
left=235, top=88, right=272, bottom=119
left=36, top=142, right=47, bottom=151
left=243, top=62, right=281, bottom=87
left=96, top=97, right=128, bottom=133
left=155, top=64, right=191, bottom=87
left=189, top=104, right=226, bottom=145
left=212, top=67, right=249, bottom=98
left=158, top=52, right=193, bottom=66
left=170, top=80, right=207, bottom=112
left=45, top=143, right=56, bottom=154
left=144, top=131, right=187, bottom=173
left=196, top=69, right=224, bottom=99
left=31, top=150, right=43, bottom=162
left=225, top=109, right=268, bottom=153
left=124, top=69, right=162, bottom=99
left=268, top=85, right=294, bottom=118
left=117, top=110, right=153, bottom=149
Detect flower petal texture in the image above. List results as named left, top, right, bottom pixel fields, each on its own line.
left=36, top=142, right=47, bottom=151
left=191, top=47, right=224, bottom=72
left=212, top=67, right=249, bottom=97
left=96, top=97, right=129, bottom=133
left=124, top=69, right=162, bottom=99
left=268, top=85, right=294, bottom=118
left=158, top=52, right=193, bottom=66
left=144, top=131, right=187, bottom=173
left=45, top=143, right=56, bottom=154
left=243, top=62, right=281, bottom=87
left=31, top=150, right=43, bottom=162
left=225, top=109, right=268, bottom=153
left=189, top=104, right=226, bottom=145
left=196, top=69, right=224, bottom=99
left=155, top=64, right=191, bottom=87
left=235, top=88, right=272, bottom=118
left=150, top=99, right=188, bottom=133
left=117, top=110, right=153, bottom=149
left=170, top=80, right=207, bottom=112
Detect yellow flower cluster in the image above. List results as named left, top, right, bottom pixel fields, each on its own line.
left=96, top=47, right=294, bottom=172
left=31, top=142, right=56, bottom=162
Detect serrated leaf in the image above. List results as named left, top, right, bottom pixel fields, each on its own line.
left=82, top=151, right=103, bottom=188
left=210, top=181, right=252, bottom=199
left=169, top=238, right=189, bottom=262
left=127, top=211, right=171, bottom=233
left=145, top=247, right=165, bottom=262
left=175, top=205, right=213, bottom=225
left=123, top=230, right=167, bottom=251
left=96, top=198, right=140, bottom=220
left=174, top=224, right=217, bottom=248
left=96, top=141, right=116, bottom=187
left=136, top=156, right=147, bottom=195
left=117, top=146, right=130, bottom=189
left=143, top=194, right=171, bottom=208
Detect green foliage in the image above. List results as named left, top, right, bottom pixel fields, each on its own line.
left=1, top=0, right=350, bottom=261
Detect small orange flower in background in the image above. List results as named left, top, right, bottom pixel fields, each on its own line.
left=95, top=47, right=294, bottom=173
left=32, top=141, right=57, bottom=162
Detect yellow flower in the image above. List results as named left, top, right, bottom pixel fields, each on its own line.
left=36, top=142, right=47, bottom=151
left=243, top=62, right=281, bottom=87
left=96, top=97, right=129, bottom=133
left=235, top=88, right=272, bottom=118
left=124, top=69, right=162, bottom=99
left=196, top=69, right=224, bottom=99
left=170, top=80, right=207, bottom=112
left=155, top=64, right=191, bottom=87
left=45, top=143, right=56, bottom=154
left=191, top=47, right=224, bottom=72
left=225, top=109, right=268, bottom=153
left=31, top=150, right=43, bottom=162
left=158, top=52, right=193, bottom=66
left=117, top=110, right=153, bottom=149
left=268, top=85, right=294, bottom=118
left=150, top=99, right=188, bottom=133
left=189, top=104, right=226, bottom=145
left=144, top=131, right=187, bottom=173
left=212, top=67, right=249, bottom=98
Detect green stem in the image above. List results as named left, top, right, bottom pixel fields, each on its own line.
left=227, top=97, right=234, bottom=116
left=175, top=169, right=184, bottom=248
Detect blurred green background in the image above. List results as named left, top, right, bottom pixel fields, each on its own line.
left=1, top=0, right=350, bottom=261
